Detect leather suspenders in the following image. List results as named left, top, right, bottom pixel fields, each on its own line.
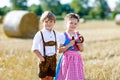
left=40, top=30, right=57, bottom=56
left=40, top=31, right=46, bottom=56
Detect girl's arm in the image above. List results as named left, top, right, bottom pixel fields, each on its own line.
left=58, top=40, right=75, bottom=53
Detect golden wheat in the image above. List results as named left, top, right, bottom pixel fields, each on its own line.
left=0, top=21, right=120, bottom=80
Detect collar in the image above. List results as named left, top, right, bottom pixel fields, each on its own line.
left=42, top=28, right=54, bottom=33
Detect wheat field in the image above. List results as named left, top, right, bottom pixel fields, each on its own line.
left=0, top=20, right=120, bottom=80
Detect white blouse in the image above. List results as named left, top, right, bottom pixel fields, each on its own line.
left=59, top=32, right=79, bottom=45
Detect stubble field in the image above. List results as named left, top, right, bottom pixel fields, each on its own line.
left=0, top=20, right=120, bottom=80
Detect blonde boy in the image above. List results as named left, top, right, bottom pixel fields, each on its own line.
left=32, top=11, right=60, bottom=80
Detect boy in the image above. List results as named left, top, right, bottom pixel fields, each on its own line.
left=32, top=11, right=60, bottom=80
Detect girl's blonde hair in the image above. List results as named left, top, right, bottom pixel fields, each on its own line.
left=40, top=11, right=56, bottom=23
left=64, top=13, right=80, bottom=22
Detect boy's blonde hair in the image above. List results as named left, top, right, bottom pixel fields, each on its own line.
left=64, top=13, right=80, bottom=22
left=40, top=11, right=56, bottom=23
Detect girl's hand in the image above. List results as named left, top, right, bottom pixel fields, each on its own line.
left=69, top=40, right=75, bottom=47
left=77, top=42, right=82, bottom=46
left=77, top=43, right=84, bottom=52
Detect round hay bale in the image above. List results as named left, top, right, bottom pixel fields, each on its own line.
left=0, top=16, right=3, bottom=24
left=3, top=10, right=39, bottom=38
left=115, top=14, right=120, bottom=25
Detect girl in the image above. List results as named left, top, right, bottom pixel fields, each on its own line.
left=54, top=13, right=84, bottom=80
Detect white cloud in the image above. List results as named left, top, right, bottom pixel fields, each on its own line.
left=0, top=0, right=11, bottom=7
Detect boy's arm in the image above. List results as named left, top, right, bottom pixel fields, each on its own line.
left=32, top=32, right=45, bottom=62
left=34, top=50, right=45, bottom=62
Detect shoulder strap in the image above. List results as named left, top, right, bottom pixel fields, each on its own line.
left=40, top=31, right=46, bottom=56
left=53, top=30, right=57, bottom=53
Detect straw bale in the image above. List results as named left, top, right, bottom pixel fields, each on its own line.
left=0, top=16, right=3, bottom=24
left=3, top=10, right=39, bottom=38
left=115, top=14, right=120, bottom=25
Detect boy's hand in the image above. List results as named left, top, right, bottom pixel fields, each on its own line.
left=33, top=50, right=45, bottom=62
left=39, top=56, right=45, bottom=62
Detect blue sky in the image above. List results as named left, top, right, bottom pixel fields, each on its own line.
left=0, top=0, right=118, bottom=9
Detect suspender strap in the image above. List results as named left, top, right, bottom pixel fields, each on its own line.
left=40, top=31, right=46, bottom=56
left=53, top=30, right=57, bottom=53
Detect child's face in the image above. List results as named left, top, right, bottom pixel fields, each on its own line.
left=66, top=18, right=78, bottom=31
left=43, top=18, right=55, bottom=31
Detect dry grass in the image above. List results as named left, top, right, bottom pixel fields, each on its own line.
left=0, top=20, right=120, bottom=80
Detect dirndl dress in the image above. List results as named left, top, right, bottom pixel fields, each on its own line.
left=54, top=32, right=84, bottom=80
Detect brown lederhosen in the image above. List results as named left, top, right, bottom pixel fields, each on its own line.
left=38, top=30, right=57, bottom=78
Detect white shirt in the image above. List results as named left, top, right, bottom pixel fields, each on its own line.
left=32, top=28, right=60, bottom=56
